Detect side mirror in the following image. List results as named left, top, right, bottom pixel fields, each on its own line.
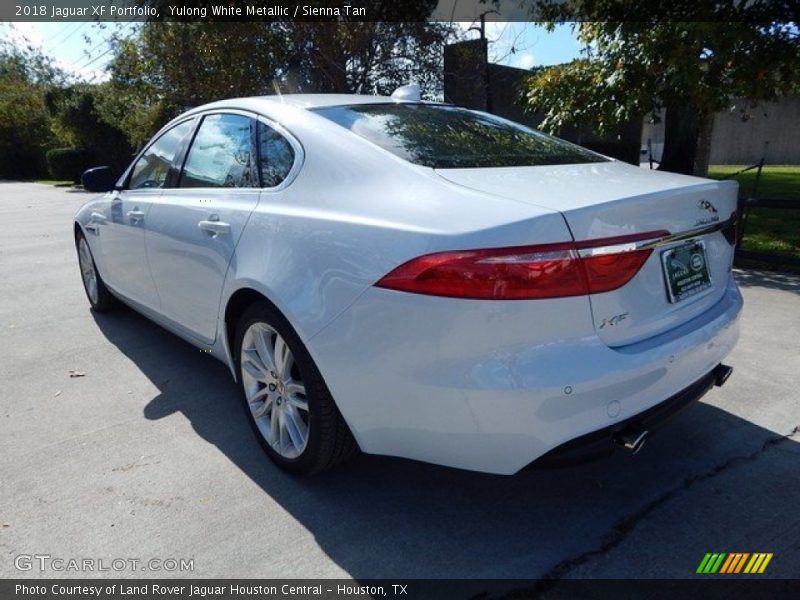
left=81, top=166, right=117, bottom=193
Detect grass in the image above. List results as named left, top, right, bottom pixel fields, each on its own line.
left=33, top=179, right=78, bottom=187
left=707, top=165, right=800, bottom=200
left=707, top=165, right=800, bottom=261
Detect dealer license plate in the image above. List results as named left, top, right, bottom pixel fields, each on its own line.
left=661, top=241, right=712, bottom=303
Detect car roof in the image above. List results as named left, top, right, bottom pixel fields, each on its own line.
left=187, top=93, right=441, bottom=115
left=258, top=94, right=401, bottom=108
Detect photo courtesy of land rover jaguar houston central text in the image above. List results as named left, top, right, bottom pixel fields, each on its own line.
left=74, top=87, right=742, bottom=475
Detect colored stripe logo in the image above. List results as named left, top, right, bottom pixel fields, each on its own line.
left=697, top=552, right=773, bottom=574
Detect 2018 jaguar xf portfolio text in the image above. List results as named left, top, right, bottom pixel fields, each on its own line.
left=75, top=86, right=742, bottom=475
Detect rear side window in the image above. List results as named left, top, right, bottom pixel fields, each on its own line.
left=312, top=104, right=608, bottom=169
left=179, top=114, right=255, bottom=188
left=257, top=122, right=295, bottom=188
left=128, top=120, right=194, bottom=189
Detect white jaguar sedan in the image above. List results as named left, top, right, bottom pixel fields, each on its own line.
left=75, top=87, right=742, bottom=475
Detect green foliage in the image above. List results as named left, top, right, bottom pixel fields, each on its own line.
left=522, top=18, right=799, bottom=135
left=519, top=3, right=799, bottom=175
left=4, top=13, right=456, bottom=174
left=45, top=84, right=133, bottom=173
left=45, top=147, right=96, bottom=182
left=708, top=165, right=800, bottom=259
left=707, top=165, right=800, bottom=200
left=0, top=42, right=64, bottom=178
left=98, top=17, right=457, bottom=148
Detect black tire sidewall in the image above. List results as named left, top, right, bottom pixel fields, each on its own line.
left=75, top=230, right=113, bottom=312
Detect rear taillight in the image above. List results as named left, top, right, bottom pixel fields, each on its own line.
left=580, top=249, right=654, bottom=294
left=375, top=243, right=587, bottom=300
left=375, top=231, right=669, bottom=300
left=722, top=211, right=738, bottom=246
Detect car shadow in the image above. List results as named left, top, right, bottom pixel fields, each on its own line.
left=92, top=307, right=799, bottom=582
left=734, top=268, right=800, bottom=295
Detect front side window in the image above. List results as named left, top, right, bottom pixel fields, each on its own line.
left=258, top=121, right=295, bottom=188
left=313, top=104, right=608, bottom=169
left=128, top=120, right=194, bottom=189
left=179, top=114, right=255, bottom=188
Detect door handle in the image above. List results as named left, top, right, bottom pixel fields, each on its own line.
left=127, top=209, right=145, bottom=222
left=198, top=215, right=231, bottom=236
left=86, top=212, right=106, bottom=234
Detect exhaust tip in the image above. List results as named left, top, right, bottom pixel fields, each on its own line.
left=714, top=364, right=734, bottom=387
left=613, top=427, right=649, bottom=454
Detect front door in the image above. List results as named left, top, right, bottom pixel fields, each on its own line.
left=100, top=119, right=196, bottom=309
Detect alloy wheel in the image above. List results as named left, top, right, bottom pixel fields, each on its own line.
left=240, top=322, right=310, bottom=459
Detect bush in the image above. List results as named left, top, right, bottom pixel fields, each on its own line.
left=0, top=144, right=48, bottom=179
left=45, top=147, right=96, bottom=182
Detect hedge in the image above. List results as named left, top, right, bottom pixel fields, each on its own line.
left=45, top=147, right=96, bottom=182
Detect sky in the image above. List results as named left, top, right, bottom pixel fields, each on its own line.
left=0, top=21, right=583, bottom=83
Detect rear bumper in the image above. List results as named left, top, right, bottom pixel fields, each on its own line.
left=310, top=277, right=743, bottom=475
left=530, top=364, right=725, bottom=468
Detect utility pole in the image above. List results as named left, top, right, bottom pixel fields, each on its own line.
left=467, top=9, right=497, bottom=113
left=479, top=12, right=492, bottom=113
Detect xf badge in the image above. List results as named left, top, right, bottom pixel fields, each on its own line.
left=599, top=312, right=629, bottom=329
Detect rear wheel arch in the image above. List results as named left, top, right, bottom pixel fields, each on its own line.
left=224, top=287, right=286, bottom=361
left=225, top=288, right=359, bottom=473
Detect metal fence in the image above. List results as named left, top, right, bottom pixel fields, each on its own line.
left=724, top=161, right=800, bottom=268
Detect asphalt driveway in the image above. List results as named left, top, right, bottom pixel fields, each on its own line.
left=1, top=182, right=798, bottom=586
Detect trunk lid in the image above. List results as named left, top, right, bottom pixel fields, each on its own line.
left=436, top=161, right=738, bottom=347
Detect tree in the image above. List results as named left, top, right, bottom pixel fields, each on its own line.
left=0, top=41, right=64, bottom=178
left=94, top=23, right=277, bottom=148
left=98, top=9, right=456, bottom=148
left=519, top=3, right=800, bottom=176
left=45, top=83, right=133, bottom=173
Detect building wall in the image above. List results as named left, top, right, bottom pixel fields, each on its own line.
left=709, top=98, right=800, bottom=165
left=642, top=98, right=800, bottom=166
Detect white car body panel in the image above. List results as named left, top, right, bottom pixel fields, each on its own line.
left=98, top=189, right=161, bottom=310
left=311, top=280, right=741, bottom=474
left=437, top=163, right=739, bottom=346
left=146, top=188, right=261, bottom=345
left=74, top=94, right=742, bottom=474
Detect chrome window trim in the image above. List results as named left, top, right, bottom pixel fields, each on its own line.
left=254, top=115, right=305, bottom=192
left=122, top=117, right=198, bottom=190
left=577, top=220, right=730, bottom=258
left=176, top=109, right=259, bottom=190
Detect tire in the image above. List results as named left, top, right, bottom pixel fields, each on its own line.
left=234, top=300, right=358, bottom=475
left=75, top=230, right=116, bottom=312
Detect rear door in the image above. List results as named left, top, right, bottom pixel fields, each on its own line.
left=100, top=119, right=195, bottom=309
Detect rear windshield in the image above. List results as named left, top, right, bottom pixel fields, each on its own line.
left=312, top=103, right=608, bottom=169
